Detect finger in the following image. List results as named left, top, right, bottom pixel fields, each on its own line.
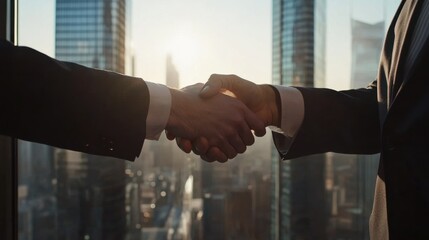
left=228, top=134, right=247, bottom=154
left=181, top=83, right=204, bottom=93
left=217, top=140, right=238, bottom=160
left=238, top=123, right=255, bottom=147
left=200, top=154, right=215, bottom=163
left=165, top=130, right=176, bottom=141
left=243, top=108, right=266, bottom=137
left=176, top=138, right=192, bottom=153
left=206, top=147, right=228, bottom=163
left=200, top=74, right=234, bottom=98
left=208, top=135, right=237, bottom=159
left=192, top=137, right=209, bottom=155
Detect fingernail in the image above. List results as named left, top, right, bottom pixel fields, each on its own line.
left=200, top=85, right=210, bottom=95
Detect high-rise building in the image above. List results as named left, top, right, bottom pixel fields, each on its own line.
left=56, top=0, right=126, bottom=73
left=201, top=142, right=272, bottom=240
left=271, top=0, right=327, bottom=239
left=311, top=18, right=385, bottom=240
left=351, top=20, right=385, bottom=89
left=55, top=0, right=128, bottom=239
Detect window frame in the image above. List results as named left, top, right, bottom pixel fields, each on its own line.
left=0, top=0, right=18, bottom=239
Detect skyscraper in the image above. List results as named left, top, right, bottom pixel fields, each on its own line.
left=351, top=20, right=385, bottom=89
left=56, top=0, right=126, bottom=73
left=271, top=0, right=327, bottom=239
left=55, top=0, right=128, bottom=239
left=324, top=20, right=384, bottom=240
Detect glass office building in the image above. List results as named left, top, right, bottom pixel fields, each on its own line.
left=56, top=0, right=126, bottom=73
left=271, top=0, right=327, bottom=239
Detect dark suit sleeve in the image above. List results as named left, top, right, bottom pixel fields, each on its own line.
left=0, top=39, right=149, bottom=161
left=273, top=82, right=381, bottom=160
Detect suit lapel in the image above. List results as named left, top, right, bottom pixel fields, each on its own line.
left=389, top=0, right=420, bottom=101
left=394, top=35, right=429, bottom=99
left=395, top=8, right=429, bottom=97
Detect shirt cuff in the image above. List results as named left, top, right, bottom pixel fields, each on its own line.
left=270, top=86, right=305, bottom=138
left=145, top=82, right=172, bottom=140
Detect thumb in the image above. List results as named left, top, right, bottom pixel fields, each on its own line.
left=199, top=74, right=231, bottom=98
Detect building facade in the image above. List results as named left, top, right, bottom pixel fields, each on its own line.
left=271, top=0, right=327, bottom=239
left=56, top=0, right=126, bottom=73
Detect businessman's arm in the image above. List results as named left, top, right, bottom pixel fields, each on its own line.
left=0, top=39, right=149, bottom=160
left=0, top=41, right=265, bottom=161
left=195, top=74, right=381, bottom=160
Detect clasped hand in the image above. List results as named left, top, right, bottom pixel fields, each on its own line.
left=165, top=74, right=279, bottom=162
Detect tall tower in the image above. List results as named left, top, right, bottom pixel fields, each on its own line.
left=351, top=20, right=385, bottom=89
left=56, top=0, right=126, bottom=73
left=55, top=0, right=128, bottom=239
left=325, top=19, right=385, bottom=240
left=271, top=0, right=327, bottom=239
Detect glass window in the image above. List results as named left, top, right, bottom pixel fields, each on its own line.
left=16, top=0, right=401, bottom=239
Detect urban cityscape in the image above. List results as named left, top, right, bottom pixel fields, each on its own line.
left=18, top=0, right=396, bottom=239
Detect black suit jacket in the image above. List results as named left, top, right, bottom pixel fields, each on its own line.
left=0, top=39, right=149, bottom=161
left=274, top=0, right=429, bottom=239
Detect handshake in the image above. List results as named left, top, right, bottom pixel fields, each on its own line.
left=164, top=74, right=280, bottom=163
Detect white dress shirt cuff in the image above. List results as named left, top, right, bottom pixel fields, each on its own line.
left=270, top=86, right=305, bottom=138
left=145, top=82, right=172, bottom=140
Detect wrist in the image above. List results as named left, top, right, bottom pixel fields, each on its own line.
left=260, top=84, right=280, bottom=127
left=166, top=88, right=182, bottom=132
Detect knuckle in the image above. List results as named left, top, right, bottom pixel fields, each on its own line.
left=231, top=114, right=244, bottom=127
left=225, top=127, right=236, bottom=137
left=209, top=73, right=219, bottom=80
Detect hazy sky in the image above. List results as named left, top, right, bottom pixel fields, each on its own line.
left=19, top=0, right=401, bottom=90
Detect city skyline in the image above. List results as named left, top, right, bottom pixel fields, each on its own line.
left=19, top=0, right=401, bottom=90
left=16, top=0, right=402, bottom=239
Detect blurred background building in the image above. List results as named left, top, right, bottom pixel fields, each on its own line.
left=18, top=142, right=56, bottom=240
left=271, top=0, right=328, bottom=239
left=324, top=19, right=384, bottom=240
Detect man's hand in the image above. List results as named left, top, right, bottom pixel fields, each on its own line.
left=165, top=83, right=266, bottom=162
left=176, top=75, right=280, bottom=162
left=201, top=74, right=279, bottom=127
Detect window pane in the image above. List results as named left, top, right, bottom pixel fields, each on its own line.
left=17, top=0, right=401, bottom=240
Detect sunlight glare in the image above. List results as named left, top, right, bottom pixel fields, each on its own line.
left=167, top=32, right=199, bottom=73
